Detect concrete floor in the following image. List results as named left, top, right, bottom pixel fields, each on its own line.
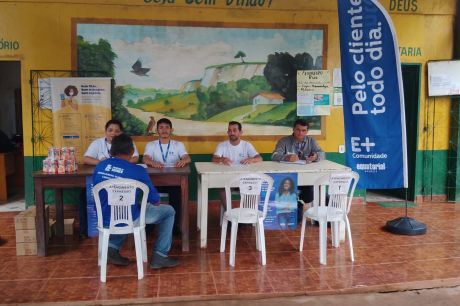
left=153, top=286, right=460, bottom=306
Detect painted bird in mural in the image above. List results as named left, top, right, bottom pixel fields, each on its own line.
left=145, top=116, right=156, bottom=136
left=130, top=59, right=150, bottom=76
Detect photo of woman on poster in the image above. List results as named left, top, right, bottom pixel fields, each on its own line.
left=61, top=85, right=79, bottom=110
left=275, top=176, right=298, bottom=230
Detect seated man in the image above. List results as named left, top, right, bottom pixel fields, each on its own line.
left=271, top=119, right=325, bottom=215
left=93, top=133, right=179, bottom=269
left=212, top=121, right=262, bottom=209
left=142, top=118, right=191, bottom=233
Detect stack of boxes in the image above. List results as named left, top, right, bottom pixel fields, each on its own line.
left=42, top=147, right=78, bottom=174
left=14, top=206, right=49, bottom=256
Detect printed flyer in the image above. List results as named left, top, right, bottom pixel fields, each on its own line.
left=50, top=77, right=112, bottom=162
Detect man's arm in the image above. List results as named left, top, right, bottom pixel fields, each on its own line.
left=83, top=140, right=104, bottom=165
left=138, top=168, right=160, bottom=204
left=83, top=156, right=103, bottom=165
left=307, top=138, right=325, bottom=162
left=130, top=143, right=140, bottom=163
left=143, top=154, right=164, bottom=168
left=142, top=142, right=164, bottom=168
left=271, top=137, right=294, bottom=161
left=241, top=143, right=263, bottom=164
left=212, top=155, right=232, bottom=165
left=175, top=154, right=191, bottom=167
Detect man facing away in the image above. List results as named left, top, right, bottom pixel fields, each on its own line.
left=142, top=118, right=191, bottom=233
left=93, top=133, right=179, bottom=269
left=212, top=121, right=263, bottom=208
left=272, top=118, right=325, bottom=210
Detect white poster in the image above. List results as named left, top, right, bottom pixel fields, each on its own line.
left=50, top=77, right=112, bottom=161
left=297, top=70, right=331, bottom=116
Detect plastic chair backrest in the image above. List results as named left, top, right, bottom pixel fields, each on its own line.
left=93, top=178, right=149, bottom=234
left=225, top=173, right=274, bottom=221
left=313, top=171, right=359, bottom=216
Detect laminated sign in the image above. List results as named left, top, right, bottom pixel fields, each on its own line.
left=108, top=184, right=136, bottom=206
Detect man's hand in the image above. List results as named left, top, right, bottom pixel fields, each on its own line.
left=175, top=159, right=187, bottom=168
left=241, top=157, right=255, bottom=164
left=146, top=160, right=164, bottom=168
left=285, top=154, right=299, bottom=162
left=306, top=153, right=317, bottom=162
left=221, top=157, right=232, bottom=165
left=213, top=156, right=232, bottom=165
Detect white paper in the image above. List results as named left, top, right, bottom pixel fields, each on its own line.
left=333, top=68, right=342, bottom=87
left=279, top=160, right=308, bottom=165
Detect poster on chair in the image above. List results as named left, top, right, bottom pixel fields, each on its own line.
left=259, top=173, right=298, bottom=230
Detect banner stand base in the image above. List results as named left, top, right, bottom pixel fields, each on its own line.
left=385, top=217, right=427, bottom=235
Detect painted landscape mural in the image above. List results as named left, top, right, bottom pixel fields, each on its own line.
left=76, top=22, right=325, bottom=137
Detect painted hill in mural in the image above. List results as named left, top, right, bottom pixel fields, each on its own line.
left=200, top=62, right=266, bottom=88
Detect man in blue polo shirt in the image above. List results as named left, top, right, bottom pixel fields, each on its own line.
left=93, top=133, right=179, bottom=269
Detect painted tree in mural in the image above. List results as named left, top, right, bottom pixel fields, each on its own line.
left=77, top=36, right=146, bottom=135
left=263, top=52, right=315, bottom=101
left=234, top=51, right=246, bottom=63
left=262, top=52, right=321, bottom=129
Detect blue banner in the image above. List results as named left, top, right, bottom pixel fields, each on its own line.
left=338, top=0, right=408, bottom=189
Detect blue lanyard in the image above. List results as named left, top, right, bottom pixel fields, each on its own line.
left=295, top=141, right=306, bottom=159
left=159, top=140, right=171, bottom=163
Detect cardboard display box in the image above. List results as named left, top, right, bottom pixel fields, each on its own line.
left=15, top=205, right=50, bottom=256
left=15, top=229, right=36, bottom=243
left=16, top=242, right=38, bottom=256
left=64, top=218, right=74, bottom=235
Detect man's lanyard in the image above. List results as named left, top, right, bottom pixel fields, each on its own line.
left=159, top=140, right=171, bottom=163
left=294, top=141, right=306, bottom=159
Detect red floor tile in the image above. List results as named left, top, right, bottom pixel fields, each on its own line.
left=1, top=201, right=460, bottom=304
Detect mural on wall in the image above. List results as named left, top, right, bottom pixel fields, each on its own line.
left=76, top=21, right=326, bottom=137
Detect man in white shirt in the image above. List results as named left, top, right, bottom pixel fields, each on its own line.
left=212, top=121, right=262, bottom=165
left=143, top=118, right=191, bottom=233
left=212, top=121, right=262, bottom=210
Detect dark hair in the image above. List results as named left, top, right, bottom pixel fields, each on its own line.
left=228, top=121, right=242, bottom=131
left=293, top=118, right=309, bottom=129
left=278, top=177, right=295, bottom=196
left=110, top=134, right=134, bottom=156
left=105, top=119, right=123, bottom=131
left=64, top=85, right=78, bottom=97
left=157, top=118, right=172, bottom=129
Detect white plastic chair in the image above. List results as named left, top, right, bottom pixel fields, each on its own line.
left=299, top=172, right=359, bottom=265
left=220, top=173, right=274, bottom=266
left=93, top=178, right=149, bottom=282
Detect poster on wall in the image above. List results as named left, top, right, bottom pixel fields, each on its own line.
left=259, top=173, right=298, bottom=230
left=50, top=77, right=112, bottom=162
left=296, top=70, right=331, bottom=116
left=75, top=22, right=327, bottom=138
left=38, top=78, right=52, bottom=109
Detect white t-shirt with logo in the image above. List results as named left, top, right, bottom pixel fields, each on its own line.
left=214, top=140, right=259, bottom=165
left=84, top=137, right=139, bottom=160
left=143, top=140, right=188, bottom=167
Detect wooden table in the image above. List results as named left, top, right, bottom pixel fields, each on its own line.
left=195, top=160, right=350, bottom=248
left=33, top=164, right=190, bottom=256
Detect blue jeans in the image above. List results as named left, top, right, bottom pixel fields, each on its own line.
left=108, top=203, right=175, bottom=257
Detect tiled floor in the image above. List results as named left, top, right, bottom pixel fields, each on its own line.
left=1, top=201, right=460, bottom=305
